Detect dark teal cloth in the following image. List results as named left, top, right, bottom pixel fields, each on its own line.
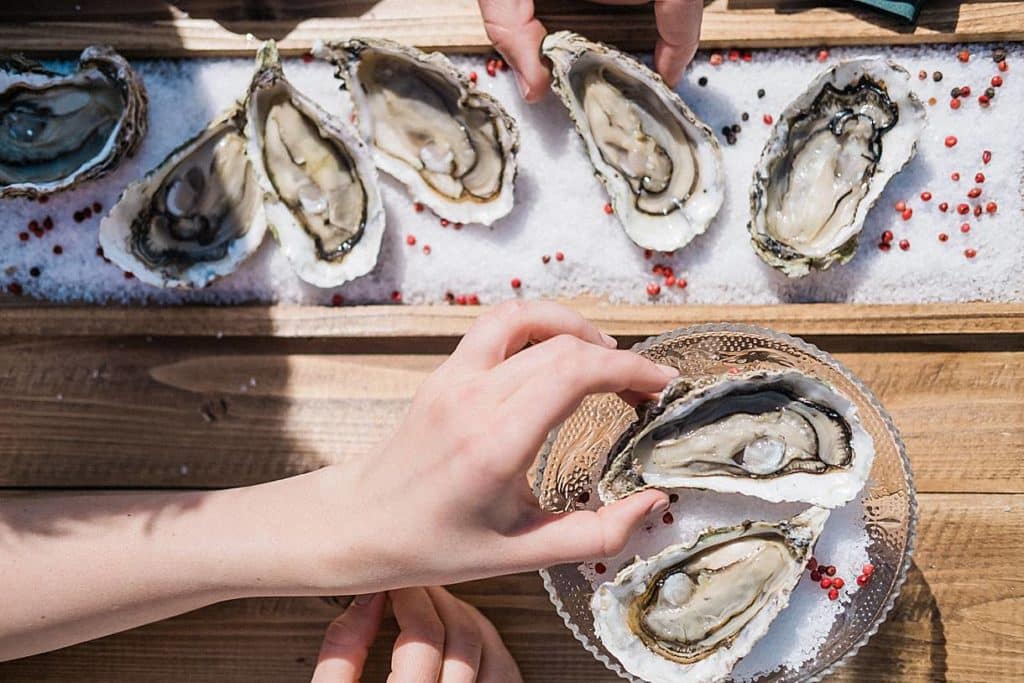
left=851, top=0, right=924, bottom=22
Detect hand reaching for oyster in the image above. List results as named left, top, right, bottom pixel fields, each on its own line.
left=478, top=0, right=703, bottom=100
left=312, top=588, right=522, bottom=682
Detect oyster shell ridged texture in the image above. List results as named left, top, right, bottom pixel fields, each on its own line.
left=593, top=507, right=829, bottom=682
left=316, top=37, right=519, bottom=226
left=99, top=103, right=267, bottom=289
left=542, top=31, right=723, bottom=252
left=247, top=41, right=385, bottom=288
left=600, top=370, right=874, bottom=508
left=749, top=58, right=926, bottom=277
left=0, top=46, right=147, bottom=198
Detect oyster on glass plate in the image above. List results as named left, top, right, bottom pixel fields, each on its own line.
left=0, top=46, right=146, bottom=198
left=600, top=370, right=874, bottom=508
left=99, top=103, right=266, bottom=288
left=542, top=31, right=723, bottom=252
left=316, top=37, right=519, bottom=226
left=749, top=58, right=926, bottom=277
left=593, top=507, right=829, bottom=683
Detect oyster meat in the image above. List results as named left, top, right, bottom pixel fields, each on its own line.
left=247, top=41, right=385, bottom=287
left=99, top=103, right=266, bottom=288
left=316, top=37, right=519, bottom=226
left=593, top=507, right=829, bottom=682
left=542, top=32, right=723, bottom=252
left=600, top=370, right=874, bottom=508
left=0, top=46, right=146, bottom=198
left=749, top=58, right=926, bottom=276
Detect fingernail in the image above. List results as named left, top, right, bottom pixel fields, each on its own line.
left=649, top=497, right=670, bottom=515
left=514, top=71, right=531, bottom=100
left=352, top=593, right=376, bottom=607
left=656, top=364, right=680, bottom=379
left=600, top=331, right=618, bottom=348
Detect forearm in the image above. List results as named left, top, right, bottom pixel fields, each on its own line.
left=0, top=468, right=351, bottom=661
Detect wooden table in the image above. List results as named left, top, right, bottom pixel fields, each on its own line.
left=0, top=302, right=1022, bottom=681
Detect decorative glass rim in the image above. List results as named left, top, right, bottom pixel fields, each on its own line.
left=534, top=322, right=918, bottom=682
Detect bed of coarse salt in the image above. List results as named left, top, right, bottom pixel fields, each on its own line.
left=576, top=489, right=870, bottom=680
left=2, top=44, right=1021, bottom=305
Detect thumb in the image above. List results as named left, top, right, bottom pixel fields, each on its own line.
left=312, top=593, right=386, bottom=683
left=515, top=489, right=670, bottom=568
left=479, top=0, right=550, bottom=101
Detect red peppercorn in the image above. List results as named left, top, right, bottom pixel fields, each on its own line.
left=862, top=563, right=875, bottom=576
left=444, top=292, right=455, bottom=303
left=878, top=242, right=891, bottom=252
left=124, top=271, right=134, bottom=280
left=456, top=294, right=467, bottom=305
left=28, top=220, right=39, bottom=231
left=38, top=195, right=48, bottom=204
left=52, top=245, right=63, bottom=255
left=939, top=232, right=949, bottom=242
left=894, top=200, right=907, bottom=212
left=918, top=69, right=927, bottom=80
left=899, top=239, right=910, bottom=251
left=43, top=216, right=53, bottom=230
left=440, top=218, right=449, bottom=227
left=960, top=223, right=971, bottom=233
left=808, top=558, right=818, bottom=571
left=468, top=71, right=478, bottom=83
left=728, top=48, right=740, bottom=62
left=957, top=203, right=970, bottom=214
left=7, top=282, right=23, bottom=295
left=979, top=94, right=990, bottom=106
left=595, top=562, right=606, bottom=574
left=414, top=202, right=424, bottom=212
left=986, top=201, right=998, bottom=213
left=405, top=234, right=416, bottom=246
left=18, top=232, right=28, bottom=241
left=709, top=53, right=723, bottom=66
left=454, top=222, right=463, bottom=230
left=944, top=135, right=958, bottom=147
left=957, top=49, right=970, bottom=62
left=817, top=49, right=829, bottom=62
left=965, top=247, right=977, bottom=258
left=82, top=207, right=92, bottom=219
left=820, top=577, right=832, bottom=589
left=920, top=191, right=932, bottom=201
left=646, top=282, right=661, bottom=296
left=391, top=290, right=402, bottom=302
left=662, top=511, right=674, bottom=524
left=951, top=172, right=961, bottom=181
left=498, top=59, right=508, bottom=72
left=92, top=201, right=102, bottom=213
left=825, top=565, right=837, bottom=577
left=828, top=588, right=839, bottom=601
left=810, top=571, right=822, bottom=582
left=510, top=277, right=522, bottom=289
left=603, top=202, right=613, bottom=215
left=763, top=113, right=773, bottom=125
left=302, top=52, right=314, bottom=64
left=998, top=60, right=1008, bottom=72
left=541, top=254, right=551, bottom=264
left=975, top=172, right=986, bottom=183
left=901, top=208, right=913, bottom=220
left=486, top=61, right=497, bottom=77
left=422, top=244, right=431, bottom=255
left=468, top=294, right=480, bottom=305
left=881, top=230, right=894, bottom=243
left=833, top=577, right=845, bottom=589
left=555, top=251, right=565, bottom=261
left=967, top=187, right=982, bottom=198
left=938, top=202, right=949, bottom=212
left=742, top=51, right=753, bottom=62
left=983, top=150, right=993, bottom=164
left=950, top=98, right=961, bottom=110
left=331, top=293, right=343, bottom=306
left=959, top=85, right=971, bottom=97
left=665, top=275, right=676, bottom=287
left=676, top=278, right=687, bottom=289
left=856, top=574, right=869, bottom=586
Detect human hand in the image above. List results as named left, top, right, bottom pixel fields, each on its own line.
left=479, top=0, right=703, bottom=101
left=312, top=588, right=522, bottom=682
left=319, top=301, right=674, bottom=593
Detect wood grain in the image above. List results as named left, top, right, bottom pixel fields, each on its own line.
left=0, top=336, right=1020, bottom=492
left=0, top=0, right=1022, bottom=56
left=0, top=493, right=1020, bottom=681
left=1, top=302, right=1022, bottom=339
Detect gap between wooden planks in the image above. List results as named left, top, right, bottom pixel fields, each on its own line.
left=1, top=301, right=1022, bottom=338
left=0, top=493, right=1020, bottom=681
left=0, top=0, right=1023, bottom=56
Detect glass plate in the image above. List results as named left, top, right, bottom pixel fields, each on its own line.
left=534, top=323, right=917, bottom=682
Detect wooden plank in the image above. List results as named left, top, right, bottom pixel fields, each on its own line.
left=0, top=493, right=1019, bottom=681
left=1, top=302, right=1022, bottom=339
left=0, top=0, right=1022, bottom=56
left=0, top=338, right=1020, bottom=492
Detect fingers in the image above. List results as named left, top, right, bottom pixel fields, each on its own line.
left=653, top=0, right=703, bottom=85
left=426, top=587, right=483, bottom=683
left=312, top=593, right=385, bottom=683
left=388, top=588, right=445, bottom=683
left=512, top=489, right=670, bottom=568
left=452, top=301, right=616, bottom=370
left=459, top=599, right=523, bottom=683
left=479, top=0, right=549, bottom=101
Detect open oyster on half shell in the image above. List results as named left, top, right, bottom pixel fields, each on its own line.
left=1, top=46, right=147, bottom=199
left=99, top=102, right=266, bottom=288
left=600, top=370, right=874, bottom=508
left=749, top=58, right=926, bottom=277
left=316, top=37, right=519, bottom=226
left=593, top=507, right=829, bottom=682
left=247, top=41, right=386, bottom=287
left=542, top=32, right=723, bottom=252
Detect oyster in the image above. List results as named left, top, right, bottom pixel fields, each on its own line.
left=600, top=370, right=873, bottom=508
left=542, top=32, right=723, bottom=252
left=0, top=46, right=146, bottom=199
left=749, top=58, right=926, bottom=277
left=99, top=103, right=266, bottom=288
left=593, top=507, right=829, bottom=682
left=316, top=37, right=519, bottom=226
left=247, top=41, right=385, bottom=287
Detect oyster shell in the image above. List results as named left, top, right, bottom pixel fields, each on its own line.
left=99, top=103, right=266, bottom=288
left=749, top=58, right=926, bottom=277
left=0, top=46, right=147, bottom=199
left=593, top=507, right=829, bottom=682
left=600, top=370, right=874, bottom=508
left=542, top=32, right=723, bottom=252
left=315, top=37, right=519, bottom=226
left=247, top=41, right=385, bottom=287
